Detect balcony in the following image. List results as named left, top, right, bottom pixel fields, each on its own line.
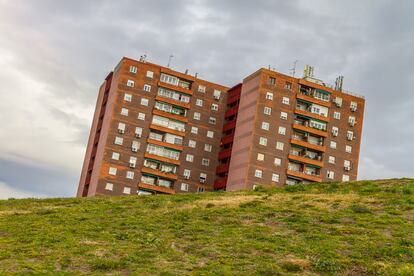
left=225, top=106, right=239, bottom=118
left=297, top=91, right=331, bottom=108
left=147, top=138, right=183, bottom=151
left=138, top=182, right=176, bottom=194
left=141, top=167, right=178, bottom=181
left=158, top=81, right=193, bottom=96
left=152, top=109, right=188, bottom=123
left=149, top=124, right=185, bottom=137
left=290, top=138, right=325, bottom=152
left=292, top=121, right=328, bottom=138
left=288, top=154, right=323, bottom=168
left=144, top=153, right=180, bottom=166
left=294, top=107, right=330, bottom=123
left=221, top=134, right=234, bottom=145
left=286, top=169, right=322, bottom=182
left=218, top=148, right=232, bottom=159
left=214, top=177, right=228, bottom=190
left=216, top=164, right=230, bottom=174
left=155, top=95, right=190, bottom=109
left=223, top=120, right=237, bottom=132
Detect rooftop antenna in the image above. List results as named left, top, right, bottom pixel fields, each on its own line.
left=167, top=54, right=174, bottom=68
left=290, top=60, right=298, bottom=77
left=184, top=69, right=188, bottom=74
left=335, top=76, right=344, bottom=91
left=268, top=65, right=271, bottom=70
left=139, top=53, right=147, bottom=62
left=303, top=65, right=314, bottom=78
left=195, top=72, right=198, bottom=78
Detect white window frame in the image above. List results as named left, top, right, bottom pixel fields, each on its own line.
left=265, top=92, right=273, bottom=100
left=254, top=169, right=263, bottom=178
left=261, top=122, right=270, bottom=131
left=124, top=93, right=132, bottom=102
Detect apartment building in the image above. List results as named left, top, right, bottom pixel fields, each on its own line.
left=78, top=57, right=365, bottom=197
left=77, top=57, right=228, bottom=196
left=225, top=66, right=365, bottom=191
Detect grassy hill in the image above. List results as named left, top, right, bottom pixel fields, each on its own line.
left=0, top=179, right=413, bottom=275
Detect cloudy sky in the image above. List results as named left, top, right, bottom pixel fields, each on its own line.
left=0, top=0, right=413, bottom=199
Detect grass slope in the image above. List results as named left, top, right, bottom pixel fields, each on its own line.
left=0, top=179, right=413, bottom=275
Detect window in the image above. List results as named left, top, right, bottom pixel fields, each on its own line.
left=334, top=97, right=343, bottom=107
left=143, top=84, right=151, bottom=92
left=272, top=173, right=280, bottom=182
left=280, top=112, right=288, bottom=120
left=126, top=171, right=134, bottom=180
left=207, top=131, right=214, bottom=138
left=193, top=112, right=201, bottom=120
left=114, top=137, right=123, bottom=145
left=259, top=137, right=267, bottom=146
left=349, top=116, right=356, bottom=126
left=282, top=97, right=290, bottom=105
left=310, top=120, right=327, bottom=131
left=254, top=169, right=263, bottom=178
left=200, top=173, right=207, bottom=183
left=138, top=113, right=145, bottom=120
left=160, top=73, right=179, bottom=86
left=347, top=131, right=354, bottom=141
left=121, top=108, right=129, bottom=116
left=209, top=117, right=216, bottom=125
left=342, top=174, right=350, bottom=182
left=135, top=127, right=142, bottom=138
left=198, top=85, right=206, bottom=93
left=350, top=101, right=357, bottom=111
left=328, top=156, right=336, bottom=164
left=109, top=167, right=117, bottom=175
left=129, top=66, right=137, bottom=73
left=344, top=160, right=351, bottom=169
left=330, top=141, right=337, bottom=149
left=333, top=112, right=341, bottom=120
left=197, top=187, right=205, bottom=193
left=268, top=77, right=276, bottom=85
left=181, top=183, right=189, bottom=191
left=183, top=169, right=191, bottom=179
left=264, top=107, right=272, bottom=115
left=213, top=90, right=221, bottom=100
left=124, top=93, right=132, bottom=102
left=327, top=171, right=335, bottom=179
left=211, top=104, right=218, bottom=111
left=188, top=140, right=196, bottom=148
left=105, top=183, right=114, bottom=191
left=127, top=80, right=134, bottom=87
left=278, top=126, right=286, bottom=135
left=123, top=187, right=131, bottom=194
left=284, top=82, right=292, bottom=90
left=257, top=153, right=264, bottom=161
left=146, top=71, right=154, bottom=78
left=196, top=99, right=203, bottom=107
left=332, top=126, right=339, bottom=137
left=191, top=126, right=198, bottom=134
left=140, top=98, right=148, bottom=106
left=186, top=154, right=194, bottom=162
left=202, top=158, right=210, bottom=166
left=274, top=158, right=282, bottom=166
left=265, top=92, right=273, bottom=100
left=345, top=145, right=352, bottom=153
left=129, top=156, right=137, bottom=168
left=112, top=152, right=120, bottom=160
left=261, top=122, right=270, bottom=131
left=118, top=122, right=126, bottom=134
left=131, top=141, right=140, bottom=152
left=276, top=142, right=284, bottom=150
left=204, top=144, right=212, bottom=152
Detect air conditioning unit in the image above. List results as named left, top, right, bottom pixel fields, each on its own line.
left=184, top=175, right=190, bottom=180
left=349, top=121, right=355, bottom=127
left=347, top=136, right=353, bottom=141
left=118, top=129, right=125, bottom=134
left=199, top=178, right=206, bottom=183
left=344, top=166, right=351, bottom=171
left=135, top=133, right=141, bottom=138
left=129, top=163, right=136, bottom=168
left=332, top=131, right=338, bottom=137
left=131, top=147, right=138, bottom=153
left=214, top=95, right=220, bottom=100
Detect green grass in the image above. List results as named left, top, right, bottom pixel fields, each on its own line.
left=0, top=179, right=413, bottom=275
